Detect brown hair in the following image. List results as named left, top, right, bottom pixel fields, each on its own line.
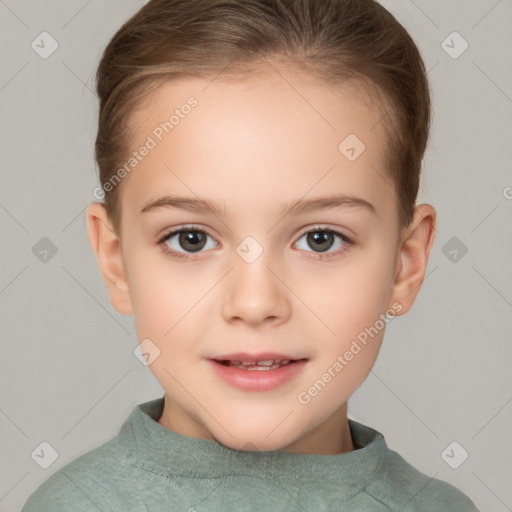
left=94, top=0, right=431, bottom=236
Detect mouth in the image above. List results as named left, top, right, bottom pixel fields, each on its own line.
left=210, top=352, right=307, bottom=370
left=214, top=359, right=302, bottom=370
left=207, top=354, right=308, bottom=391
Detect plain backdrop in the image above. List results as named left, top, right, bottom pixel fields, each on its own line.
left=1, top=1, right=511, bottom=511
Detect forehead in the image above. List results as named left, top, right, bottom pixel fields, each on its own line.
left=121, top=68, right=395, bottom=222
left=129, top=68, right=386, bottom=138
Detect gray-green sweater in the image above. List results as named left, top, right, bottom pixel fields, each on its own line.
left=21, top=396, right=479, bottom=511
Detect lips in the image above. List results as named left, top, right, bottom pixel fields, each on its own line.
left=207, top=353, right=308, bottom=391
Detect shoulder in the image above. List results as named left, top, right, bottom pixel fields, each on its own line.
left=371, top=448, right=480, bottom=511
left=21, top=436, right=128, bottom=512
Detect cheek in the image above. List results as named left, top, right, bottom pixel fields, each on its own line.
left=127, top=260, right=205, bottom=390
left=298, top=259, right=393, bottom=411
left=304, top=243, right=396, bottom=340
left=126, top=250, right=200, bottom=339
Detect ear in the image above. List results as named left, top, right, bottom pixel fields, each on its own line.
left=388, top=204, right=437, bottom=315
left=86, top=202, right=133, bottom=316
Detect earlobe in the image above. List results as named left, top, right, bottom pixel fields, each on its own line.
left=86, top=202, right=133, bottom=316
left=388, top=204, right=437, bottom=315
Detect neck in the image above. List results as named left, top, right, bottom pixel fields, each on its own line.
left=279, top=403, right=355, bottom=455
left=158, top=394, right=355, bottom=455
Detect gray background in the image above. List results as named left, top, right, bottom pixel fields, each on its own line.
left=1, top=0, right=511, bottom=510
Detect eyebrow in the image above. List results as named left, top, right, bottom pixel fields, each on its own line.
left=140, top=194, right=377, bottom=217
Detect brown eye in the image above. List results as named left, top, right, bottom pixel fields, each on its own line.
left=295, top=227, right=353, bottom=260
left=159, top=226, right=218, bottom=260
left=174, top=230, right=208, bottom=253
left=306, top=231, right=336, bottom=252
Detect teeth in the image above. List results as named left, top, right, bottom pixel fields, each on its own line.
left=223, top=359, right=293, bottom=370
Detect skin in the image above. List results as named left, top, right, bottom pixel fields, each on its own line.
left=86, top=63, right=436, bottom=455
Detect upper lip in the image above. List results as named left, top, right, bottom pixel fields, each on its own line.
left=209, top=352, right=306, bottom=362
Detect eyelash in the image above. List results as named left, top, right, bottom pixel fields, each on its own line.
left=157, top=225, right=354, bottom=262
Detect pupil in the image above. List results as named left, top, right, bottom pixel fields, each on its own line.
left=177, top=230, right=334, bottom=254
left=308, top=231, right=333, bottom=252
left=180, top=231, right=206, bottom=252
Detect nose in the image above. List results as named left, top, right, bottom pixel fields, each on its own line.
left=221, top=250, right=291, bottom=326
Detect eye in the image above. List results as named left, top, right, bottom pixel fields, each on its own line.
left=158, top=226, right=218, bottom=260
left=157, top=225, right=353, bottom=262
left=294, top=226, right=353, bottom=261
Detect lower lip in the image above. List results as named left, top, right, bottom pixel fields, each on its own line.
left=207, top=359, right=308, bottom=392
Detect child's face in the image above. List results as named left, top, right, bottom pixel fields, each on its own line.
left=89, top=65, right=435, bottom=453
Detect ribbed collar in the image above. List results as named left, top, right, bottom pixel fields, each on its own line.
left=118, top=396, right=387, bottom=483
